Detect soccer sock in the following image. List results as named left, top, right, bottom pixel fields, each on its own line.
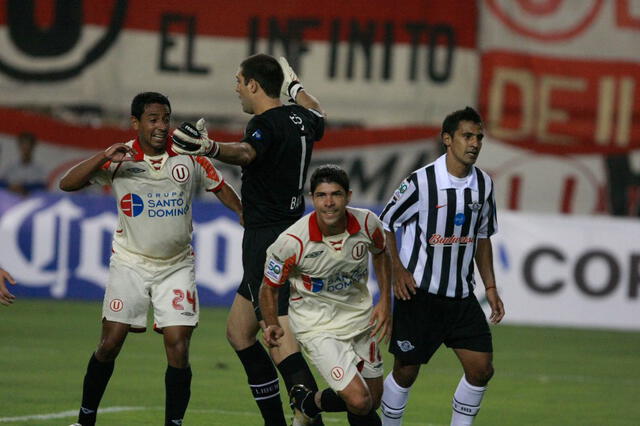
left=276, top=352, right=320, bottom=394
left=320, top=388, right=348, bottom=412
left=277, top=352, right=324, bottom=425
left=347, top=409, right=382, bottom=426
left=450, top=375, right=486, bottom=426
left=236, top=342, right=287, bottom=426
left=77, top=353, right=115, bottom=426
left=165, top=365, right=192, bottom=426
left=381, top=373, right=411, bottom=425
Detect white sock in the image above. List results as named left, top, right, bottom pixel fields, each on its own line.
left=381, top=373, right=411, bottom=426
left=450, top=375, right=487, bottom=426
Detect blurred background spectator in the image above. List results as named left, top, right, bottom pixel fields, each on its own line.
left=0, top=132, right=46, bottom=195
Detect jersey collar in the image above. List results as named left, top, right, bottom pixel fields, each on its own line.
left=308, top=210, right=361, bottom=242
left=435, top=153, right=478, bottom=191
left=131, top=137, right=179, bottom=161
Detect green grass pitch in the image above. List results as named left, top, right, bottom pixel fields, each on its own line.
left=1, top=299, right=639, bottom=425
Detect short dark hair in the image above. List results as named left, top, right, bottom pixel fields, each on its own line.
left=441, top=106, right=483, bottom=140
left=310, top=165, right=350, bottom=194
left=240, top=54, right=284, bottom=98
left=131, top=92, right=171, bottom=119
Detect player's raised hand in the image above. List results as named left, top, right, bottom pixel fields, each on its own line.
left=278, top=57, right=304, bottom=102
left=104, top=143, right=136, bottom=162
left=0, top=268, right=16, bottom=306
left=262, top=324, right=284, bottom=348
left=172, top=118, right=219, bottom=157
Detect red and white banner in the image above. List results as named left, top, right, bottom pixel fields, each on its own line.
left=1, top=1, right=640, bottom=216
left=0, top=0, right=479, bottom=126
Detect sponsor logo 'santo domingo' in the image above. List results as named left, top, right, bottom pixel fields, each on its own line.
left=120, top=193, right=144, bottom=217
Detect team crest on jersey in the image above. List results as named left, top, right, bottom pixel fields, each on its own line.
left=468, top=201, right=482, bottom=212
left=171, top=164, right=190, bottom=183
left=352, top=242, right=367, bottom=260
left=251, top=129, right=263, bottom=140
left=120, top=193, right=144, bottom=217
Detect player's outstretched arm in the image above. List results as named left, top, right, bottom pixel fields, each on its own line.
left=172, top=119, right=257, bottom=166
left=59, top=143, right=135, bottom=191
left=278, top=57, right=325, bottom=116
left=370, top=247, right=392, bottom=343
left=258, top=282, right=283, bottom=347
left=475, top=237, right=505, bottom=324
left=214, top=182, right=243, bottom=226
left=0, top=268, right=16, bottom=306
left=385, top=230, right=418, bottom=300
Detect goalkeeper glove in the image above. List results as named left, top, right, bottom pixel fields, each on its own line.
left=172, top=118, right=220, bottom=157
left=278, top=56, right=304, bottom=102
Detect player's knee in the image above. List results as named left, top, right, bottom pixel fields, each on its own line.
left=393, top=365, right=420, bottom=388
left=96, top=337, right=124, bottom=361
left=345, top=393, right=373, bottom=416
left=468, top=363, right=494, bottom=386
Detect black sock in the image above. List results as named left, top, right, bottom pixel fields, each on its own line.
left=78, top=353, right=115, bottom=426
left=320, top=388, right=347, bottom=412
left=236, top=342, right=287, bottom=426
left=277, top=352, right=324, bottom=425
left=347, top=409, right=382, bottom=426
left=165, top=365, right=192, bottom=426
left=277, top=352, right=319, bottom=393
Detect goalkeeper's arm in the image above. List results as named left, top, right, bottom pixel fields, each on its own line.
left=172, top=121, right=257, bottom=166
left=278, top=57, right=325, bottom=117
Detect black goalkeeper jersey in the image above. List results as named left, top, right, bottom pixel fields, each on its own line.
left=241, top=104, right=324, bottom=228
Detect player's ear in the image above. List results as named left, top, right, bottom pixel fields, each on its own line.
left=442, top=132, right=452, bottom=148
left=131, top=116, right=139, bottom=131
left=347, top=190, right=352, bottom=204
left=248, top=78, right=259, bottom=94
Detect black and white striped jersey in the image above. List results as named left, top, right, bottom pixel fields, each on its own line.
left=380, top=154, right=498, bottom=299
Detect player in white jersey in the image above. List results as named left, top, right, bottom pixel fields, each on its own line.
left=260, top=165, right=392, bottom=426
left=59, top=92, right=242, bottom=426
left=379, top=107, right=505, bottom=426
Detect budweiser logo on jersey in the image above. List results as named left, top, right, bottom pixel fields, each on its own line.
left=428, top=233, right=474, bottom=246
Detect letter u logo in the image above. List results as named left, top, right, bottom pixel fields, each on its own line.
left=172, top=164, right=190, bottom=183
left=352, top=242, right=366, bottom=260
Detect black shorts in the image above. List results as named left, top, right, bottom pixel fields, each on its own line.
left=389, top=290, right=493, bottom=365
left=237, top=224, right=291, bottom=321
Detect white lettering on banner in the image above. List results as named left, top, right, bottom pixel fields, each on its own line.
left=193, top=217, right=244, bottom=294
left=76, top=213, right=117, bottom=288
left=0, top=198, right=83, bottom=298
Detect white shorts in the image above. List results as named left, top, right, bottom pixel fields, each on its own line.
left=299, top=330, right=383, bottom=392
left=102, top=253, right=199, bottom=331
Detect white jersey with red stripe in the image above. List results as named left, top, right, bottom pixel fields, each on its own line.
left=264, top=207, right=386, bottom=340
left=90, top=138, right=224, bottom=260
